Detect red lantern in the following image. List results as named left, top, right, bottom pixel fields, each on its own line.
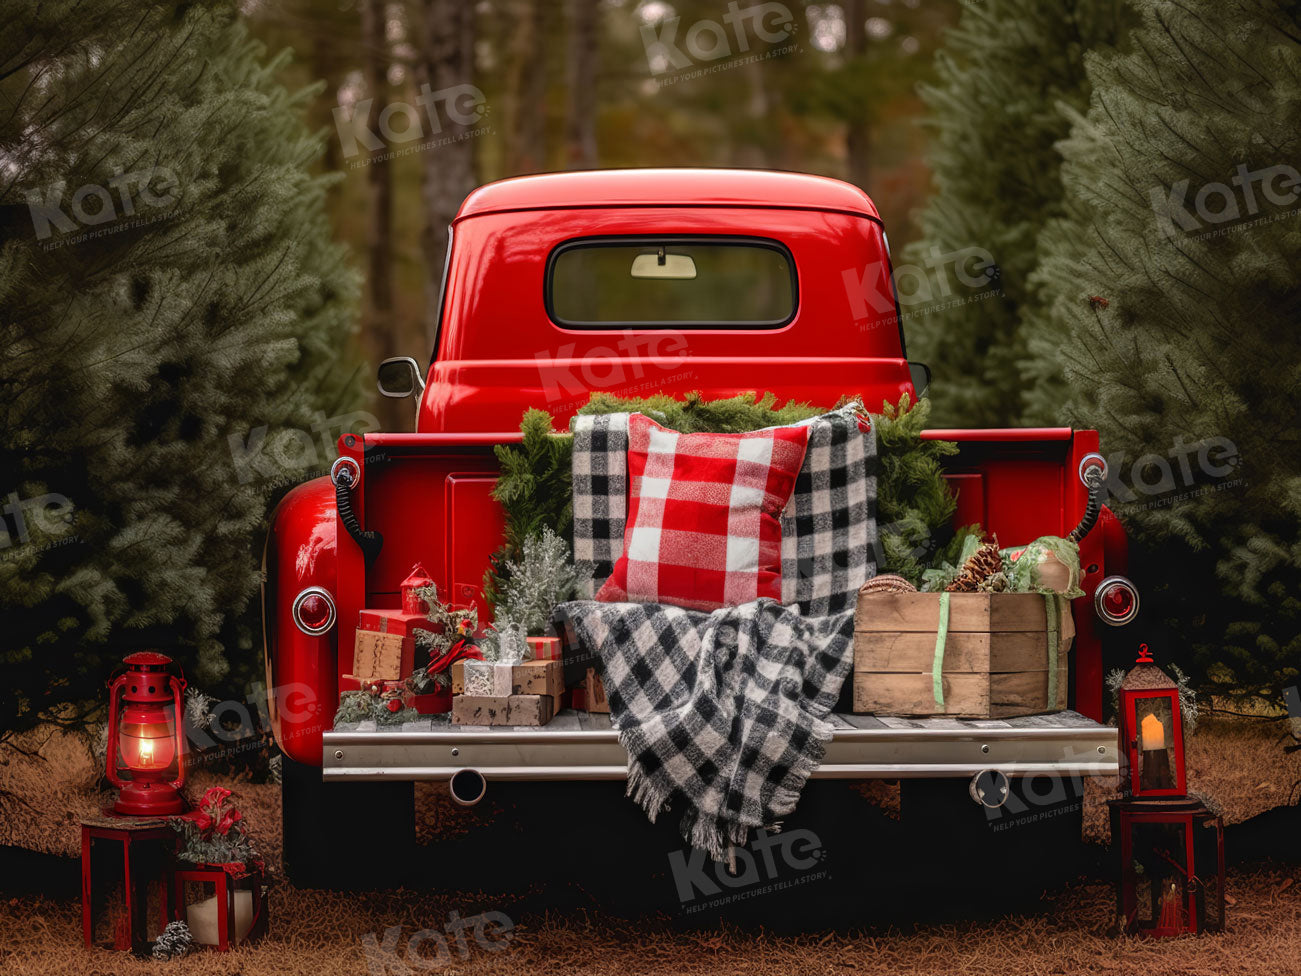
left=1117, top=644, right=1186, bottom=799
left=107, top=652, right=187, bottom=816
left=1110, top=798, right=1225, bottom=937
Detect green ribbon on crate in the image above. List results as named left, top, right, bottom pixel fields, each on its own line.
left=931, top=592, right=1063, bottom=709
left=932, top=592, right=950, bottom=706
left=1045, top=593, right=1060, bottom=709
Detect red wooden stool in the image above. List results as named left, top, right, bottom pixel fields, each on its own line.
left=80, top=816, right=178, bottom=951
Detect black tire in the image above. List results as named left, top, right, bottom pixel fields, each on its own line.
left=281, top=755, right=414, bottom=889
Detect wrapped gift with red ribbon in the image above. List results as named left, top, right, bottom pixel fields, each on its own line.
left=526, top=635, right=562, bottom=662
left=406, top=632, right=482, bottom=714
left=353, top=565, right=437, bottom=680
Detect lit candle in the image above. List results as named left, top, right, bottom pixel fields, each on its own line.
left=1140, top=713, right=1165, bottom=751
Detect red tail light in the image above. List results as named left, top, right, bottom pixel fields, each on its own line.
left=293, top=586, right=336, bottom=636
left=1094, top=576, right=1139, bottom=626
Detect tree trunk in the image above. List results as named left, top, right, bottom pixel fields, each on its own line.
left=504, top=0, right=548, bottom=174
left=361, top=0, right=393, bottom=355
left=417, top=0, right=477, bottom=350
left=844, top=0, right=871, bottom=191
left=730, top=58, right=771, bottom=169
left=564, top=0, right=598, bottom=168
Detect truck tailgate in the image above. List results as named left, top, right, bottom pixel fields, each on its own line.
left=322, top=710, right=1117, bottom=781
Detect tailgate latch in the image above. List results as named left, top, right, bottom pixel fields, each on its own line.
left=331, top=457, right=384, bottom=567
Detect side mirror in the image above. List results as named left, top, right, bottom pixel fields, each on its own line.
left=377, top=357, right=426, bottom=399
left=908, top=361, right=932, bottom=398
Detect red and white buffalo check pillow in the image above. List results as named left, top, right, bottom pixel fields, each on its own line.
left=595, top=414, right=810, bottom=611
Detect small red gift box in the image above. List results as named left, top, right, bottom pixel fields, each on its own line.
left=527, top=635, right=562, bottom=662
left=402, top=684, right=452, bottom=715
left=352, top=562, right=440, bottom=659
left=357, top=609, right=427, bottom=641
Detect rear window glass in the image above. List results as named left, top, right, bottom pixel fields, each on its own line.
left=546, top=237, right=797, bottom=328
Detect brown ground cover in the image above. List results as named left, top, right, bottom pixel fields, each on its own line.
left=1, top=712, right=1297, bottom=975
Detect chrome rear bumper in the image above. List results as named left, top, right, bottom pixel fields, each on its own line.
left=322, top=710, right=1118, bottom=783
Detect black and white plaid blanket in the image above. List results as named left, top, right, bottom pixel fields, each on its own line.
left=553, top=598, right=856, bottom=860
left=571, top=412, right=630, bottom=596
left=571, top=404, right=878, bottom=613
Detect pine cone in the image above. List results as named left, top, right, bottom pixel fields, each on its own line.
left=945, top=569, right=982, bottom=593
left=967, top=541, right=1003, bottom=579
left=945, top=539, right=1003, bottom=593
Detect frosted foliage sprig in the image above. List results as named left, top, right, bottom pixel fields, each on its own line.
left=185, top=687, right=217, bottom=734
left=1169, top=664, right=1199, bottom=734
left=478, top=609, right=527, bottom=663
left=495, top=527, right=582, bottom=636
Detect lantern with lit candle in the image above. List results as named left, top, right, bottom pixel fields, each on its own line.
left=1109, top=797, right=1225, bottom=937
left=1117, top=644, right=1186, bottom=799
left=106, top=652, right=187, bottom=816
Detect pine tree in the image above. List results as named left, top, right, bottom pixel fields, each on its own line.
left=0, top=2, right=361, bottom=735
left=1029, top=0, right=1301, bottom=701
left=903, top=0, right=1134, bottom=427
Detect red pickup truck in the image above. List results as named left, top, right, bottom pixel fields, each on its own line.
left=263, top=169, right=1133, bottom=887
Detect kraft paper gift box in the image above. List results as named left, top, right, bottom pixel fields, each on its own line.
left=351, top=627, right=412, bottom=681
left=452, top=694, right=554, bottom=727
left=511, top=660, right=563, bottom=697
left=462, top=660, right=513, bottom=698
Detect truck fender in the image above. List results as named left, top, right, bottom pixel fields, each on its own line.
left=261, top=475, right=339, bottom=766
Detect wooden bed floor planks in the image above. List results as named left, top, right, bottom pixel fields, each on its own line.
left=838, top=713, right=889, bottom=730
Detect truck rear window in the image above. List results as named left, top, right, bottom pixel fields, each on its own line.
left=546, top=237, right=797, bottom=328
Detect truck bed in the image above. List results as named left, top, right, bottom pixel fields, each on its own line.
left=323, top=710, right=1118, bottom=782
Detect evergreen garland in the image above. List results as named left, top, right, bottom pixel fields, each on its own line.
left=484, top=409, right=574, bottom=606
left=872, top=394, right=982, bottom=586
left=581, top=390, right=826, bottom=432
left=333, top=689, right=419, bottom=726
left=487, top=392, right=972, bottom=601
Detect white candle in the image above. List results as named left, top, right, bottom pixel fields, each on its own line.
left=1140, top=713, right=1166, bottom=751
left=187, top=889, right=254, bottom=945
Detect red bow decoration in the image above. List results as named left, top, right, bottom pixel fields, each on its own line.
left=426, top=635, right=483, bottom=676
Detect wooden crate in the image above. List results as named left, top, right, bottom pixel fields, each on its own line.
left=853, top=592, right=1073, bottom=719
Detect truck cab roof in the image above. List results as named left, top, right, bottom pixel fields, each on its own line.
left=456, top=168, right=883, bottom=221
